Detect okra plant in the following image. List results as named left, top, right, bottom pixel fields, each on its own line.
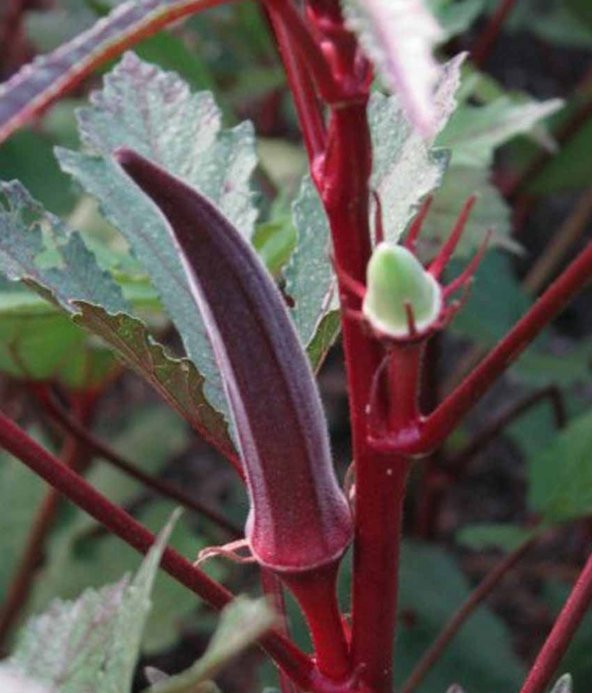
left=0, top=1, right=591, bottom=693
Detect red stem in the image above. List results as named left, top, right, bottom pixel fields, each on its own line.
left=260, top=570, right=298, bottom=693
left=520, top=550, right=592, bottom=693
left=472, top=0, right=518, bottom=68
left=0, top=408, right=320, bottom=691
left=264, top=3, right=326, bottom=162
left=416, top=241, right=592, bottom=454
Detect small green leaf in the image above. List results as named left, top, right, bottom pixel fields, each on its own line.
left=253, top=217, right=297, bottom=276
left=449, top=249, right=529, bottom=345
left=550, top=674, right=573, bottom=693
left=144, top=597, right=276, bottom=693
left=438, top=97, right=563, bottom=168
left=456, top=523, right=536, bottom=552
left=0, top=280, right=117, bottom=388
left=6, top=511, right=180, bottom=693
left=426, top=0, right=484, bottom=39
left=529, top=410, right=592, bottom=523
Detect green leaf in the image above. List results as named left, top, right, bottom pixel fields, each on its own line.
left=426, top=0, right=484, bottom=40
left=0, top=181, right=126, bottom=314
left=456, top=523, right=536, bottom=552
left=449, top=249, right=529, bottom=345
left=550, top=674, right=573, bottom=693
left=71, top=303, right=233, bottom=456
left=514, top=342, right=592, bottom=388
left=529, top=410, right=592, bottom=523
left=421, top=166, right=517, bottom=258
left=0, top=280, right=117, bottom=388
left=369, top=55, right=463, bottom=244
left=528, top=116, right=592, bottom=194
left=285, top=175, right=339, bottom=363
left=144, top=597, right=275, bottom=693
left=5, top=511, right=179, bottom=693
left=342, top=0, right=444, bottom=136
left=0, top=131, right=76, bottom=216
left=306, top=311, right=342, bottom=372
left=252, top=218, right=297, bottom=277
left=483, top=0, right=592, bottom=49
left=0, top=669, right=49, bottom=693
left=0, top=446, right=47, bottom=600
left=57, top=52, right=258, bottom=427
left=438, top=97, right=563, bottom=169
left=0, top=181, right=234, bottom=455
left=394, top=542, right=525, bottom=691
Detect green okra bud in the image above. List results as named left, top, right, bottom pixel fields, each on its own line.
left=362, top=242, right=442, bottom=338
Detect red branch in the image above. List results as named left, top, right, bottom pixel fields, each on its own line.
left=520, top=550, right=592, bottom=693
left=0, top=409, right=319, bottom=691
left=414, top=241, right=592, bottom=454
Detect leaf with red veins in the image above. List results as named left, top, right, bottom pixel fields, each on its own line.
left=116, top=148, right=353, bottom=574
left=0, top=0, right=228, bottom=144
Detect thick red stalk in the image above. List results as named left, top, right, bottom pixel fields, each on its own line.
left=520, top=550, right=592, bottom=693
left=267, top=3, right=413, bottom=687
left=321, top=105, right=407, bottom=693
left=0, top=409, right=321, bottom=691
left=411, top=241, right=592, bottom=454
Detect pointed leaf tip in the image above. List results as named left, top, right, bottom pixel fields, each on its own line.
left=115, top=148, right=352, bottom=573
